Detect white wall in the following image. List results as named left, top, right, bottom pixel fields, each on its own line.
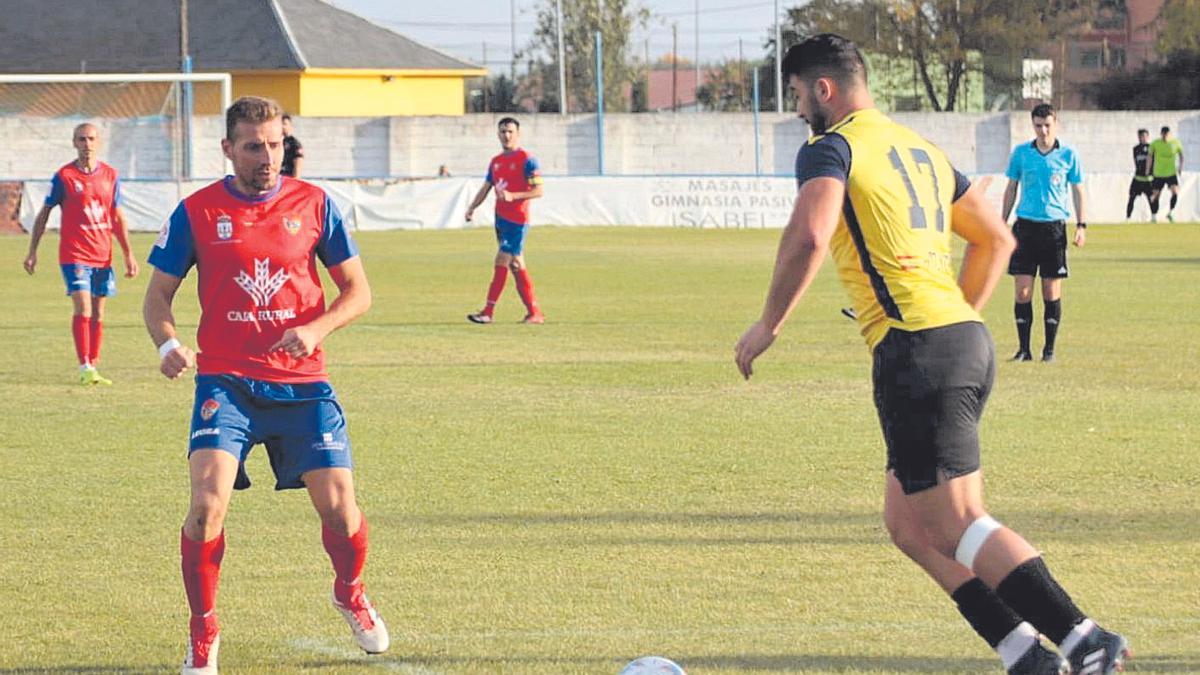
left=3, top=111, right=1197, bottom=181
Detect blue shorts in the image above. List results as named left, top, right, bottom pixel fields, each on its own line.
left=60, top=264, right=116, bottom=297
left=188, top=374, right=353, bottom=490
left=494, top=216, right=529, bottom=255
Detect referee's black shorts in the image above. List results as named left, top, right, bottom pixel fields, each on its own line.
left=873, top=321, right=994, bottom=495
left=1008, top=218, right=1068, bottom=279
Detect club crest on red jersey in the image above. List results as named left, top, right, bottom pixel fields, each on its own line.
left=199, top=399, right=220, bottom=421
left=216, top=214, right=233, bottom=240
left=284, top=217, right=301, bottom=235
left=72, top=179, right=83, bottom=193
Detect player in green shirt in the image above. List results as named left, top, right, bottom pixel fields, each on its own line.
left=1147, top=125, right=1184, bottom=222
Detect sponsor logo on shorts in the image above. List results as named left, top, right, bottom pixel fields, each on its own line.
left=191, top=428, right=220, bottom=440
left=200, top=399, right=220, bottom=421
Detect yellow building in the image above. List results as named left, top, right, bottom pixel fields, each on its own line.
left=0, top=0, right=486, bottom=117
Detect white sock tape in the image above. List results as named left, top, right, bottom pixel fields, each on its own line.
left=955, top=514, right=1002, bottom=570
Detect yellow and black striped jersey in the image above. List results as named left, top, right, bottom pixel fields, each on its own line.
left=796, top=108, right=980, bottom=349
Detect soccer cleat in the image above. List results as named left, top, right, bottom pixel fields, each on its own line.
left=1167, top=212, right=1175, bottom=223
left=91, top=369, right=113, bottom=385
left=1151, top=215, right=1157, bottom=223
left=332, top=587, right=390, bottom=654
left=79, top=367, right=112, bottom=385
left=182, top=615, right=219, bottom=675
left=840, top=307, right=858, bottom=320
left=1041, top=351, right=1055, bottom=363
left=1066, top=626, right=1130, bottom=675
left=467, top=312, right=493, bottom=324
left=522, top=312, right=545, bottom=324
left=1008, top=642, right=1069, bottom=675
left=1010, top=350, right=1033, bottom=362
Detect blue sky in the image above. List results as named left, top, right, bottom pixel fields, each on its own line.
left=329, top=0, right=785, bottom=74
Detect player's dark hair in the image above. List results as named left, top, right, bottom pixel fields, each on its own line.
left=282, top=113, right=292, bottom=122
left=498, top=117, right=520, bottom=129
left=225, top=96, right=283, bottom=141
left=1161, top=126, right=1170, bottom=134
left=1137, top=128, right=1148, bottom=135
left=782, top=33, right=867, bottom=85
left=1031, top=103, right=1055, bottom=120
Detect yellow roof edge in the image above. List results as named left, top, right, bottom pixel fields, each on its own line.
left=302, top=67, right=488, bottom=77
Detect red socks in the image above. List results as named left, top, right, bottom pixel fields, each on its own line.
left=483, top=265, right=508, bottom=316
left=89, top=319, right=103, bottom=364
left=322, top=515, right=369, bottom=603
left=181, top=529, right=225, bottom=619
left=514, top=268, right=540, bottom=315
left=71, top=315, right=91, bottom=366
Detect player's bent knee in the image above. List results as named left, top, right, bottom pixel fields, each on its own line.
left=954, top=514, right=1002, bottom=570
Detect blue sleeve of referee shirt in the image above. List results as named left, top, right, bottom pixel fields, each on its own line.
left=315, top=194, right=359, bottom=268
left=795, top=133, right=851, bottom=189
left=1004, top=146, right=1022, bottom=181
left=147, top=203, right=196, bottom=278
left=1067, top=149, right=1083, bottom=184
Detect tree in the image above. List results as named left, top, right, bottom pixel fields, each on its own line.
left=1086, top=50, right=1200, bottom=109
left=519, top=0, right=650, bottom=112
left=1157, top=0, right=1200, bottom=56
left=775, top=0, right=1100, bottom=111
left=697, top=60, right=752, bottom=111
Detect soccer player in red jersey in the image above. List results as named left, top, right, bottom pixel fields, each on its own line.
left=23, top=123, right=139, bottom=385
left=143, top=97, right=387, bottom=675
left=465, top=117, right=546, bottom=324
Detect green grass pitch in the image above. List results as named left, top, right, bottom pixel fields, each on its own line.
left=1, top=224, right=1197, bottom=674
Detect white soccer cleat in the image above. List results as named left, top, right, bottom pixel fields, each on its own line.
left=332, top=589, right=390, bottom=654
left=182, top=631, right=219, bottom=675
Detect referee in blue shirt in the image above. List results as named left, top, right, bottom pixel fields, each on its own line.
left=1001, top=103, right=1087, bottom=362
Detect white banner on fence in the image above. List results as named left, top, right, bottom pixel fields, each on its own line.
left=20, top=173, right=1198, bottom=233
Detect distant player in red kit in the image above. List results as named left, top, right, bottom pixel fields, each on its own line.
left=23, top=122, right=139, bottom=385
left=465, top=117, right=546, bottom=324
left=143, top=97, right=387, bottom=674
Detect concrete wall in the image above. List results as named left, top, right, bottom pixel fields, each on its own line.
left=2, top=111, right=1197, bottom=181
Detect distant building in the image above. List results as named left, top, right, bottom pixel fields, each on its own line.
left=0, top=0, right=486, bottom=117
left=1030, top=0, right=1166, bottom=109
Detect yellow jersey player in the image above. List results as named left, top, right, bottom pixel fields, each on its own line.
left=734, top=34, right=1129, bottom=675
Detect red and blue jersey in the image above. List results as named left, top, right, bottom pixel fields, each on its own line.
left=485, top=148, right=541, bottom=225
left=148, top=176, right=358, bottom=383
left=45, top=161, right=122, bottom=266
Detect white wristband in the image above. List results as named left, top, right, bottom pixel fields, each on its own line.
left=158, top=338, right=182, bottom=360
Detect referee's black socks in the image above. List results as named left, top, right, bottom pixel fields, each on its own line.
left=1014, top=302, right=1033, bottom=354
left=1043, top=299, right=1061, bottom=356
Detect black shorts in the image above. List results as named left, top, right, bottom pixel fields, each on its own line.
left=1008, top=218, right=1068, bottom=279
left=1129, top=178, right=1154, bottom=197
left=873, top=321, right=994, bottom=495
left=1152, top=175, right=1179, bottom=191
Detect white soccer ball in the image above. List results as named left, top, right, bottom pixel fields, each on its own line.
left=618, top=656, right=687, bottom=675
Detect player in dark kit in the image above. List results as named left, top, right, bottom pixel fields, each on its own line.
left=144, top=97, right=387, bottom=675
left=1127, top=129, right=1153, bottom=220
left=735, top=34, right=1129, bottom=675
left=281, top=113, right=304, bottom=178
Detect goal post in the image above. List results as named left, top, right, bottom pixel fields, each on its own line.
left=0, top=72, right=232, bottom=180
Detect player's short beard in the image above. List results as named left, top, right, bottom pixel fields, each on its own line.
left=802, top=88, right=832, bottom=135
